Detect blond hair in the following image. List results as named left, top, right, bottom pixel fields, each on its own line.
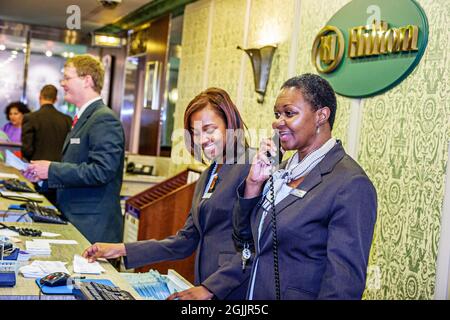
left=65, top=54, right=104, bottom=93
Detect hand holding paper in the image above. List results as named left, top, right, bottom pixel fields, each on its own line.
left=26, top=160, right=51, bottom=180
left=22, top=169, right=40, bottom=183
left=73, top=254, right=105, bottom=274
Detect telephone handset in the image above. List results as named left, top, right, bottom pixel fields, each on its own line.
left=265, top=132, right=284, bottom=166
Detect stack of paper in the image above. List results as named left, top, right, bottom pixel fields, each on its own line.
left=17, top=250, right=32, bottom=262
left=32, top=239, right=78, bottom=245
left=19, top=260, right=69, bottom=278
left=0, top=230, right=60, bottom=238
left=25, top=240, right=51, bottom=256
left=73, top=254, right=105, bottom=274
left=0, top=172, right=19, bottom=179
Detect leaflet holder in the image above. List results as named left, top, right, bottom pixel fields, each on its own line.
left=125, top=169, right=201, bottom=283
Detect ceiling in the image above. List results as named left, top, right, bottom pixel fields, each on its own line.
left=0, top=0, right=152, bottom=35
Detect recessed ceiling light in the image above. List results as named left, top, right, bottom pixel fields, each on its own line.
left=45, top=50, right=53, bottom=57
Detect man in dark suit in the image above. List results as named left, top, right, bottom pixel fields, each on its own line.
left=25, top=54, right=125, bottom=244
left=22, top=84, right=72, bottom=162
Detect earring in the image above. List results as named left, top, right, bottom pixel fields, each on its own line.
left=316, top=126, right=320, bottom=135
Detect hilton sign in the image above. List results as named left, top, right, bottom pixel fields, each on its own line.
left=310, top=0, right=428, bottom=98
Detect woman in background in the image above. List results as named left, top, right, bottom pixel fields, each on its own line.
left=83, top=88, right=253, bottom=300
left=2, top=101, right=30, bottom=143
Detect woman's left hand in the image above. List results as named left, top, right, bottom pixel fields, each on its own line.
left=166, top=285, right=214, bottom=300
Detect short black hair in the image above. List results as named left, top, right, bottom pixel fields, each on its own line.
left=281, top=73, right=337, bottom=130
left=4, top=101, right=31, bottom=121
left=40, top=84, right=58, bottom=102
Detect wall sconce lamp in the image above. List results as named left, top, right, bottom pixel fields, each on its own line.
left=238, top=45, right=277, bottom=103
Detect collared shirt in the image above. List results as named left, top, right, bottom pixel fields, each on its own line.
left=75, top=96, right=102, bottom=119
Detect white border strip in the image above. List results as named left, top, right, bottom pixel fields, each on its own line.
left=434, top=140, right=450, bottom=300
left=346, top=98, right=364, bottom=159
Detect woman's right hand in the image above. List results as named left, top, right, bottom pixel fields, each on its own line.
left=82, top=243, right=126, bottom=263
left=244, top=137, right=277, bottom=198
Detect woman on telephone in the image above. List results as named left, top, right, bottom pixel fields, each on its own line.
left=232, top=73, right=377, bottom=300
left=83, top=88, right=253, bottom=300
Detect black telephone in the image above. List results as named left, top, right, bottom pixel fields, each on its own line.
left=266, top=132, right=283, bottom=166
left=126, top=162, right=154, bottom=175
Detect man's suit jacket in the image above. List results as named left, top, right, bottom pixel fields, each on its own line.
left=124, top=158, right=253, bottom=300
left=21, top=104, right=72, bottom=161
left=235, top=141, right=377, bottom=300
left=48, top=100, right=125, bottom=244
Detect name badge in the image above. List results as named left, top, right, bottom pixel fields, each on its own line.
left=290, top=189, right=307, bottom=198
left=70, top=138, right=80, bottom=144
left=202, top=193, right=212, bottom=199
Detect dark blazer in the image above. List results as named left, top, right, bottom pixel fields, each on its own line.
left=47, top=99, right=125, bottom=244
left=124, top=158, right=253, bottom=300
left=21, top=104, right=72, bottom=161
left=235, top=141, right=377, bottom=300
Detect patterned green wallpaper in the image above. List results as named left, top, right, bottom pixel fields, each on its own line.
left=170, top=0, right=212, bottom=175
left=171, top=0, right=450, bottom=299
left=293, top=0, right=352, bottom=154
left=360, top=0, right=450, bottom=300
left=240, top=0, right=296, bottom=147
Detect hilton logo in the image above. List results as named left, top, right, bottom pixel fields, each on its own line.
left=308, top=0, right=428, bottom=98
left=312, top=21, right=420, bottom=74
left=311, top=26, right=344, bottom=73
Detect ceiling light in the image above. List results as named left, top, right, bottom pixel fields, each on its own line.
left=0, top=44, right=5, bottom=51
left=45, top=50, right=53, bottom=57
left=91, top=33, right=125, bottom=48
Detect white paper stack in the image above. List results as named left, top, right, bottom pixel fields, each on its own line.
left=32, top=239, right=78, bottom=245
left=19, top=261, right=69, bottom=278
left=25, top=240, right=51, bottom=256
left=0, top=172, right=19, bottom=179
left=73, top=254, right=105, bottom=274
left=17, top=251, right=32, bottom=261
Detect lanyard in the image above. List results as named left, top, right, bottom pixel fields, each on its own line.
left=202, top=162, right=219, bottom=199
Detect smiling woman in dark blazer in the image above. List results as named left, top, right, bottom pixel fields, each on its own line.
left=83, top=88, right=253, bottom=300
left=233, top=74, right=377, bottom=300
